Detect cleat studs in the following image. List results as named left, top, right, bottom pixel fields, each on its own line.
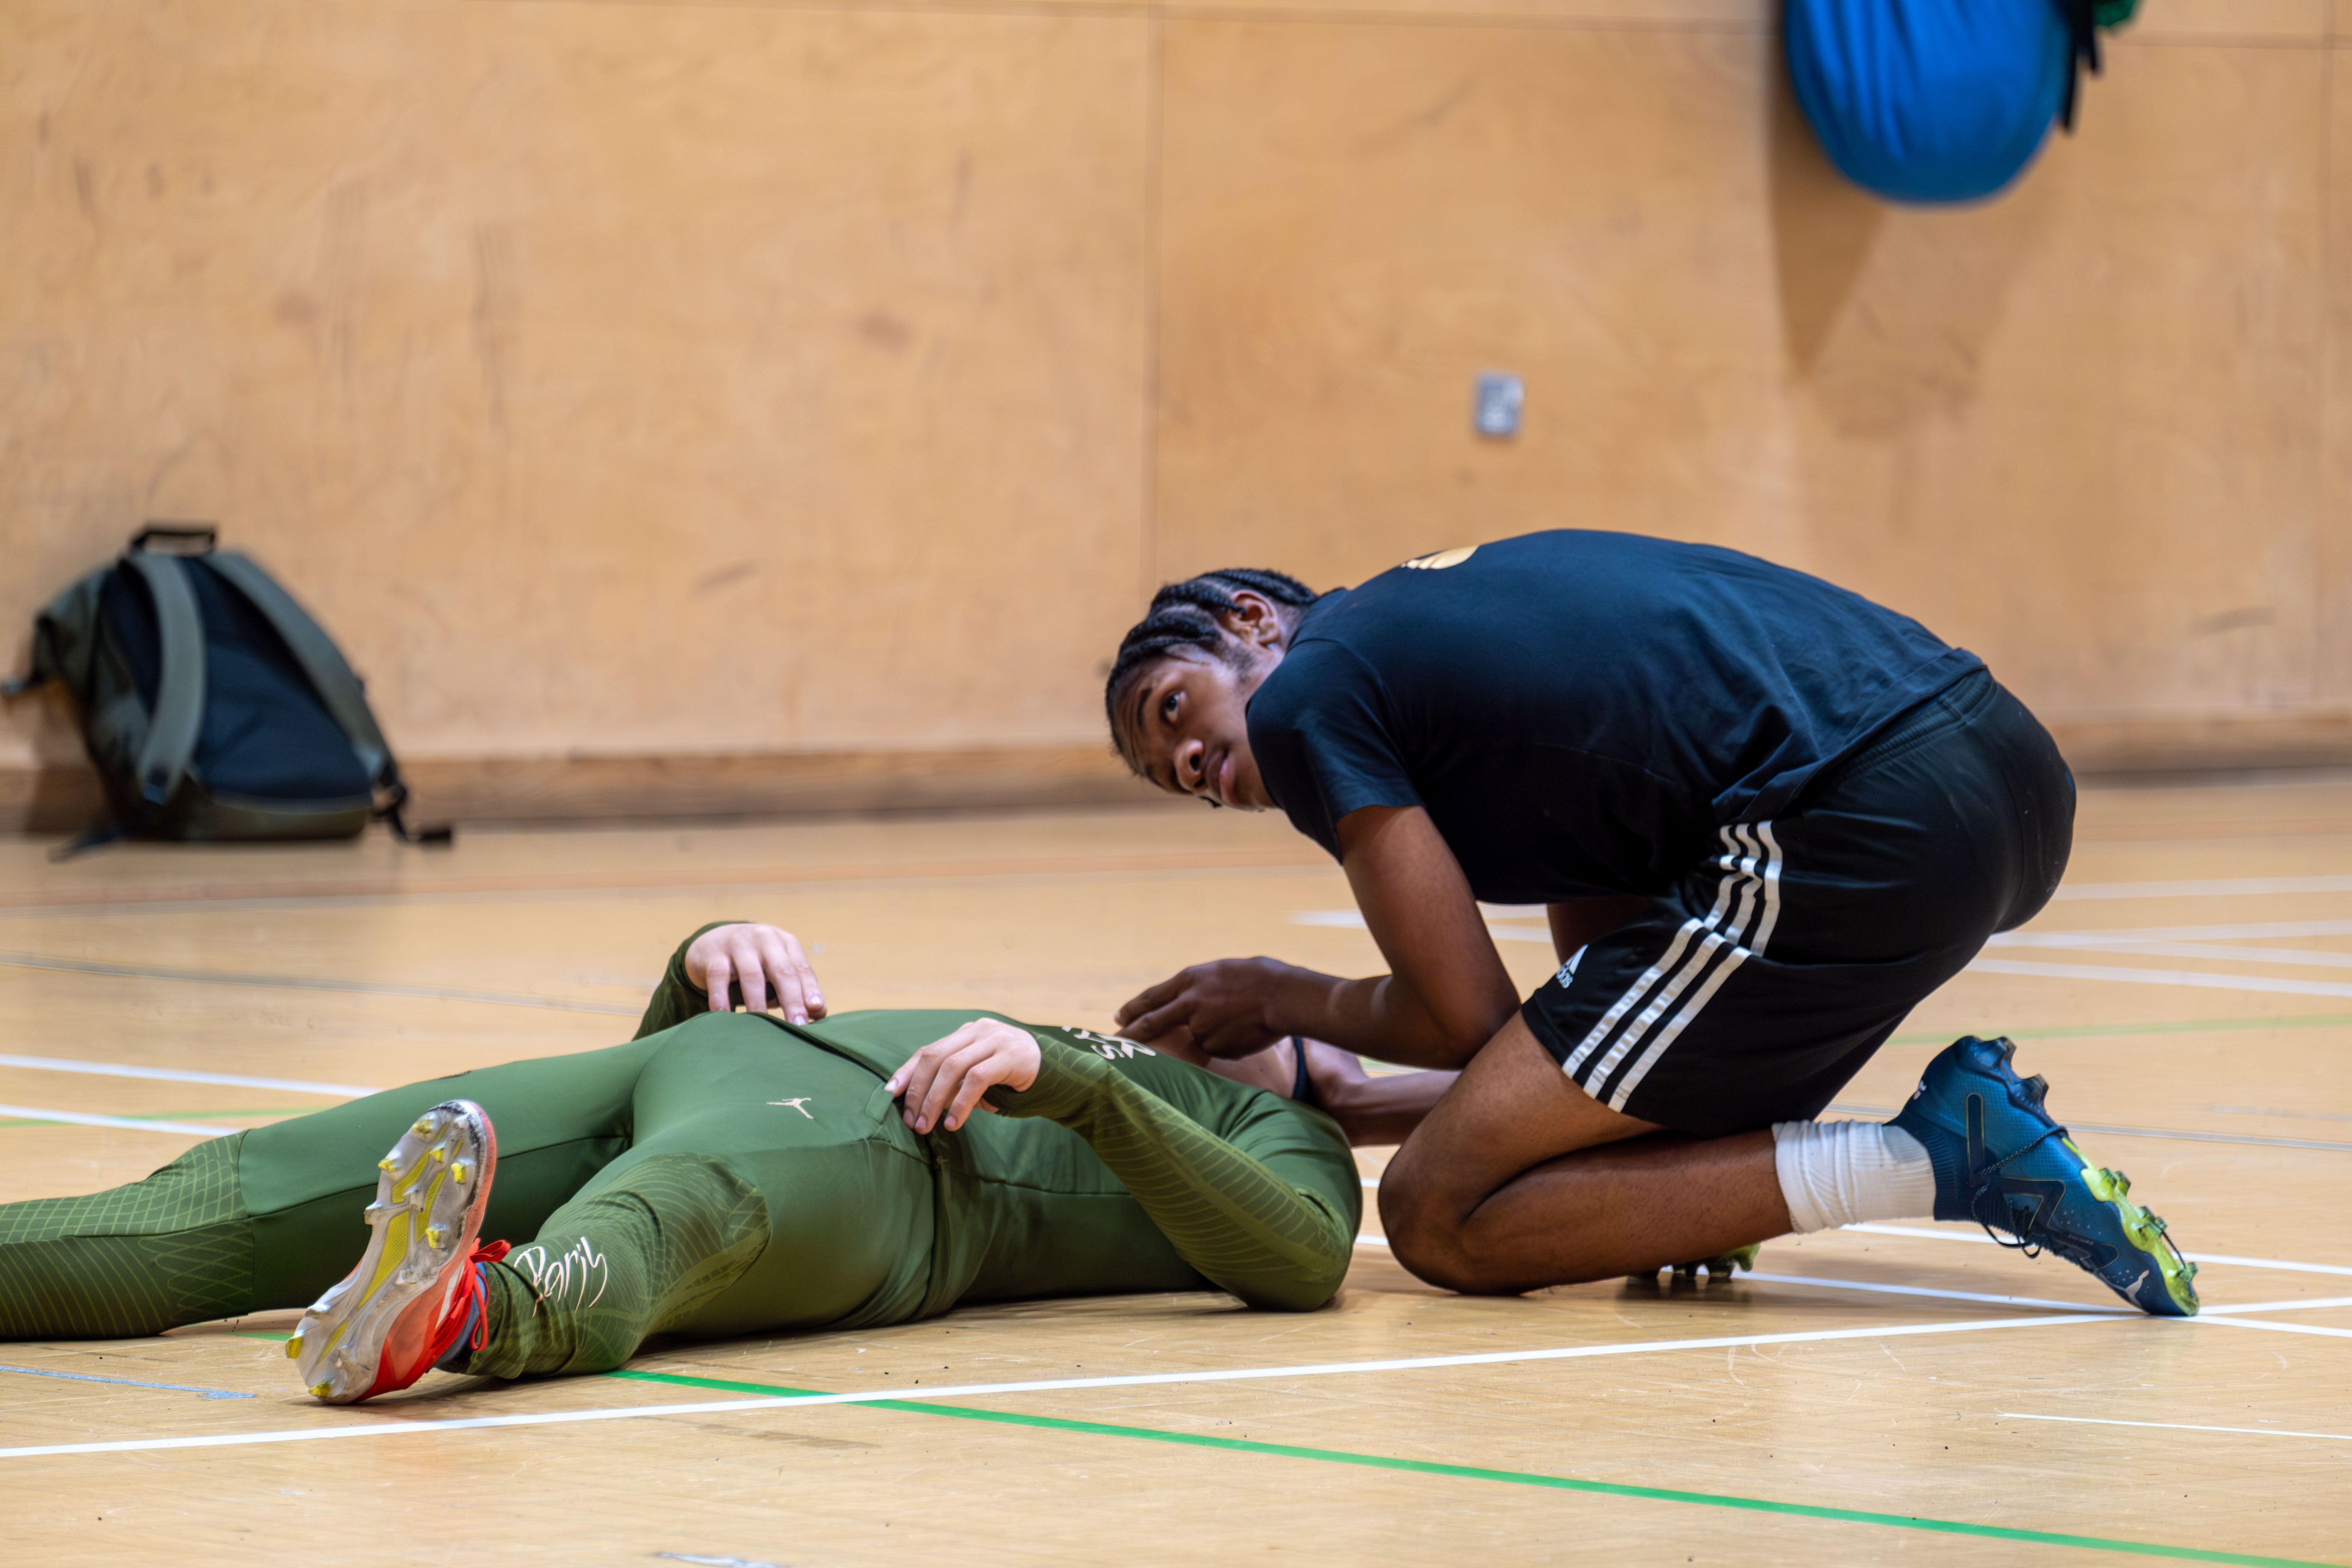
left=378, top=1156, right=398, bottom=1172
left=310, top=1382, right=333, bottom=1400
left=285, top=1334, right=302, bottom=1359
left=431, top=1146, right=447, bottom=1163
left=452, top=1163, right=468, bottom=1184
left=413, top=1117, right=436, bottom=1136
left=426, top=1225, right=445, bottom=1248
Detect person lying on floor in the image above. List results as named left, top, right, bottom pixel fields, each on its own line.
left=0, top=920, right=1462, bottom=1405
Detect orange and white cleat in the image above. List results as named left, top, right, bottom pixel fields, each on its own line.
left=288, top=1099, right=506, bottom=1404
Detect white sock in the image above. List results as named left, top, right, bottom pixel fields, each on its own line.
left=1771, top=1120, right=1937, bottom=1234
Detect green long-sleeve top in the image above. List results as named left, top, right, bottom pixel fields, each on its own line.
left=638, top=927, right=1361, bottom=1313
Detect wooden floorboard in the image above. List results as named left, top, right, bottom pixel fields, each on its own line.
left=2, top=792, right=2348, bottom=1566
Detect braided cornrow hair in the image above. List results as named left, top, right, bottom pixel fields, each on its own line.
left=1104, top=567, right=1320, bottom=761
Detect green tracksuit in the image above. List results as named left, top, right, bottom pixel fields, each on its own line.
left=0, top=929, right=1361, bottom=1377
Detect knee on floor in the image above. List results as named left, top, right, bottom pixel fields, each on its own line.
left=1377, top=1162, right=1517, bottom=1297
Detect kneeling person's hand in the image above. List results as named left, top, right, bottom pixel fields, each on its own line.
left=887, top=1020, right=1042, bottom=1134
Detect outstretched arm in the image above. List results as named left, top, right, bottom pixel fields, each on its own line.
left=1152, top=1034, right=1459, bottom=1149
left=1116, top=805, right=1518, bottom=1070
left=888, top=1023, right=1358, bottom=1312
left=1297, top=1041, right=1459, bottom=1148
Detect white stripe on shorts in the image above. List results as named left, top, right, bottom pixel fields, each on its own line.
left=1557, top=850, right=1740, bottom=1080
left=1564, top=824, right=1783, bottom=1113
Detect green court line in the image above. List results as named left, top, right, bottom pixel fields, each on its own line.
left=600, top=1368, right=2342, bottom=1567
left=0, top=1106, right=315, bottom=1130
left=1890, top=1011, right=2352, bottom=1047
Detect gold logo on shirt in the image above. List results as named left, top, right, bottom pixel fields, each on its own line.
left=1401, top=545, right=1478, bottom=571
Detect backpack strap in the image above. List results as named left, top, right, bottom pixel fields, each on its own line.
left=199, top=552, right=393, bottom=786
left=199, top=552, right=452, bottom=845
left=2054, top=0, right=2136, bottom=133
left=121, top=552, right=208, bottom=807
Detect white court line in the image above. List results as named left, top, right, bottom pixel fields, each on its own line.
left=1998, top=1412, right=2352, bottom=1443
left=2194, top=1315, right=2352, bottom=1340
left=1364, top=1213, right=2352, bottom=1283
left=2052, top=874, right=2352, bottom=901
left=0, top=1104, right=247, bottom=1137
left=1842, top=1223, right=2352, bottom=1279
left=2009, top=940, right=2352, bottom=972
left=1997, top=919, right=2352, bottom=945
left=1739, top=1271, right=2130, bottom=1315
left=1819, top=1103, right=2352, bottom=1155
left=1361, top=1238, right=2342, bottom=1318
left=1363, top=1235, right=2122, bottom=1314
left=2192, top=1295, right=2352, bottom=1315
left=0, top=1311, right=2124, bottom=1462
left=1305, top=907, right=2352, bottom=991
left=1965, top=956, right=2352, bottom=1000
left=0, top=950, right=640, bottom=1017
left=1297, top=909, right=1551, bottom=941
left=1368, top=1223, right=2352, bottom=1293
left=1989, top=922, right=2352, bottom=976
left=2214, top=1103, right=2352, bottom=1124
left=0, top=1055, right=372, bottom=1099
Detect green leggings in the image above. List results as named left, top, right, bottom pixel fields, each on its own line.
left=0, top=1009, right=1360, bottom=1378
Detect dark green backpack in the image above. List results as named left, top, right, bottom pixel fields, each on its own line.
left=5, top=524, right=449, bottom=849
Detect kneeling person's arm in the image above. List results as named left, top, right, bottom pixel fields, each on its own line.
left=890, top=1022, right=1357, bottom=1312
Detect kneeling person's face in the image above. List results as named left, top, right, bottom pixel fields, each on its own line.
left=1116, top=648, right=1277, bottom=811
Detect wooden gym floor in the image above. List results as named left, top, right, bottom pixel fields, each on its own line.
left=1, top=778, right=2348, bottom=1566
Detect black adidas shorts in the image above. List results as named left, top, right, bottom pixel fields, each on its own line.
left=1520, top=671, right=2073, bottom=1138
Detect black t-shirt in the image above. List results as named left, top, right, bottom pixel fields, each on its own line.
left=1245, top=530, right=1983, bottom=902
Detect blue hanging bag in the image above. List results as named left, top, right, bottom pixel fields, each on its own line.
left=1787, top=0, right=2135, bottom=204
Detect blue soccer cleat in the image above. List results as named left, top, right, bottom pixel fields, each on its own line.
left=1890, top=1036, right=2199, bottom=1317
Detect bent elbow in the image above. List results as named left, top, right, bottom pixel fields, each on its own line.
left=1411, top=983, right=1518, bottom=1069
left=1423, top=1012, right=1504, bottom=1071
left=1231, top=1244, right=1351, bottom=1313
left=1237, top=1277, right=1342, bottom=1314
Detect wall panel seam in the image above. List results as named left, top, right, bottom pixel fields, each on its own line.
left=462, top=0, right=1773, bottom=37
left=2107, top=34, right=2330, bottom=51
left=448, top=2, right=2336, bottom=47
left=1143, top=9, right=1166, bottom=604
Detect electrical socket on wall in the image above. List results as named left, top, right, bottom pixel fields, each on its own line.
left=1473, top=372, right=1523, bottom=438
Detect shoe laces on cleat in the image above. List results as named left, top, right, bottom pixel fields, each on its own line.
left=430, top=1239, right=512, bottom=1370
left=1961, top=1090, right=2073, bottom=1258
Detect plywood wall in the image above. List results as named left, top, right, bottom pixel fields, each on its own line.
left=3, top=0, right=2346, bottom=826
